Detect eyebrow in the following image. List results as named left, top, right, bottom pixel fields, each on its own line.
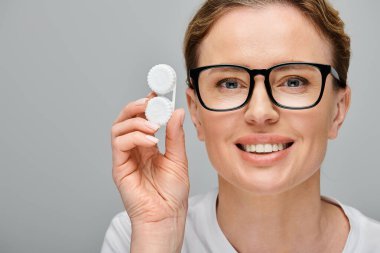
left=273, top=64, right=312, bottom=71
left=206, top=66, right=249, bottom=75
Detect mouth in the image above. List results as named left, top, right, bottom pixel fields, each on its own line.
left=236, top=142, right=294, bottom=154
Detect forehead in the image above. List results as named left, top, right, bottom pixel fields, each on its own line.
left=197, top=4, right=332, bottom=68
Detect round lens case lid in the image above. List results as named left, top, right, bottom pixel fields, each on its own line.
left=145, top=96, right=173, bottom=126
left=147, top=64, right=176, bottom=95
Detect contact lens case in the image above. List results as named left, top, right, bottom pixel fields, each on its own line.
left=145, top=64, right=177, bottom=126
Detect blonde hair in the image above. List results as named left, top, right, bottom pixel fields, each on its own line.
left=183, top=0, right=350, bottom=88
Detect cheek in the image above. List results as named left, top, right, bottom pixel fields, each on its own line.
left=292, top=110, right=330, bottom=140
left=289, top=105, right=333, bottom=173
left=291, top=88, right=335, bottom=142
left=200, top=110, right=239, bottom=143
left=198, top=110, right=242, bottom=168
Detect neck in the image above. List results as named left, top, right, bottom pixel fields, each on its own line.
left=216, top=170, right=347, bottom=253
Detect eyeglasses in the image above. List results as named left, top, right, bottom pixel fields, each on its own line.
left=188, top=62, right=342, bottom=111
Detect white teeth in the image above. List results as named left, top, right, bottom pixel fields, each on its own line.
left=256, top=144, right=264, bottom=153
left=249, top=145, right=256, bottom=152
left=242, top=143, right=290, bottom=153
left=264, top=144, right=272, bottom=153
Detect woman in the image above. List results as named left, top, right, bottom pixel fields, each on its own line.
left=102, top=0, right=380, bottom=252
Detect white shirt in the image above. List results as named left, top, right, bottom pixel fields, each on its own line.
left=101, top=188, right=380, bottom=252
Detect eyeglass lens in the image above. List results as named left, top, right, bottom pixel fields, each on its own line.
left=197, top=64, right=323, bottom=110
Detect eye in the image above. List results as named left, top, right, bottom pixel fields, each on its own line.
left=216, top=78, right=246, bottom=89
left=284, top=78, right=304, bottom=88
left=224, top=80, right=238, bottom=89
left=283, top=77, right=308, bottom=88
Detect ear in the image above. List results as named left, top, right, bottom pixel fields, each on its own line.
left=328, top=85, right=351, bottom=139
left=186, top=88, right=205, bottom=141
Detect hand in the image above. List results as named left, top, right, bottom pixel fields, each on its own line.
left=111, top=93, right=189, bottom=226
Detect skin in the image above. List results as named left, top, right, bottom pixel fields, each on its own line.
left=187, top=4, right=351, bottom=253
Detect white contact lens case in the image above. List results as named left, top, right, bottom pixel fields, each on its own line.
left=145, top=64, right=177, bottom=126
left=147, top=64, right=176, bottom=95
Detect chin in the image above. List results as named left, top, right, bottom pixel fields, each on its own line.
left=218, top=164, right=317, bottom=197
left=237, top=177, right=293, bottom=196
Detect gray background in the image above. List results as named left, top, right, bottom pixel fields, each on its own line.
left=0, top=0, right=379, bottom=252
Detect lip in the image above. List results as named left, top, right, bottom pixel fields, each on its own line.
left=235, top=134, right=295, bottom=167
left=235, top=134, right=295, bottom=145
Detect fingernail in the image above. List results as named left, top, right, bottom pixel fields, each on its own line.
left=145, top=135, right=159, bottom=143
left=136, top=98, right=148, bottom=105
left=145, top=121, right=160, bottom=131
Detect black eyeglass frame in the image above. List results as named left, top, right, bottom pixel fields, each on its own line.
left=188, top=62, right=342, bottom=111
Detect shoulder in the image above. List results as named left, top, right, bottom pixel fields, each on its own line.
left=107, top=211, right=132, bottom=235
left=182, top=188, right=227, bottom=253
left=342, top=204, right=380, bottom=252
left=101, top=211, right=131, bottom=253
left=323, top=196, right=380, bottom=252
left=188, top=187, right=218, bottom=211
left=186, top=187, right=218, bottom=224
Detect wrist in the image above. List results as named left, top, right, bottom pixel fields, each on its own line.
left=131, top=216, right=187, bottom=253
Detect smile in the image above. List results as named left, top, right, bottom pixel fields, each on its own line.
left=237, top=143, right=294, bottom=154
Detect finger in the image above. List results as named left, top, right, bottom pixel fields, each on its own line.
left=113, top=92, right=157, bottom=125
left=146, top=91, right=157, bottom=98
left=136, top=92, right=157, bottom=119
left=164, top=109, right=187, bottom=163
left=111, top=117, right=160, bottom=139
left=112, top=157, right=141, bottom=189
left=112, top=131, right=159, bottom=166
left=114, top=131, right=159, bottom=153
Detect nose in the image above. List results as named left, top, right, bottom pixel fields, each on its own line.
left=244, top=76, right=280, bottom=126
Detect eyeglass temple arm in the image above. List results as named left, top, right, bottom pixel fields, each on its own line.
left=330, top=67, right=340, bottom=82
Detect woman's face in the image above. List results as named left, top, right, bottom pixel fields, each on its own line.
left=187, top=4, right=350, bottom=195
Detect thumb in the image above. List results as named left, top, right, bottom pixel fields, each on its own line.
left=164, top=108, right=187, bottom=163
